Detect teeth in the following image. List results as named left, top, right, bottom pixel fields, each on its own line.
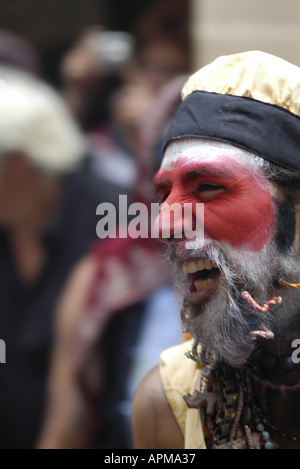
left=183, top=262, right=197, bottom=274
left=194, top=278, right=214, bottom=291
left=197, top=260, right=205, bottom=271
left=188, top=262, right=198, bottom=274
left=205, top=260, right=213, bottom=270
left=183, top=259, right=217, bottom=275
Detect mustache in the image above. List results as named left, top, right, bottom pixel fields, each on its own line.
left=167, top=240, right=228, bottom=265
left=167, top=241, right=244, bottom=289
left=166, top=239, right=287, bottom=293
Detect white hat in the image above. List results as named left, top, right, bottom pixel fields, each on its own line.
left=0, top=66, right=87, bottom=174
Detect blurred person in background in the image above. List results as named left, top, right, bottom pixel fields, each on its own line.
left=0, top=65, right=120, bottom=449
left=60, top=26, right=189, bottom=196
left=87, top=82, right=155, bottom=193
left=60, top=26, right=134, bottom=131
left=60, top=27, right=140, bottom=195
left=123, top=38, right=189, bottom=92
left=37, top=75, right=188, bottom=450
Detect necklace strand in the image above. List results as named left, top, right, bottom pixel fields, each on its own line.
left=236, top=370, right=300, bottom=442
left=246, top=366, right=300, bottom=393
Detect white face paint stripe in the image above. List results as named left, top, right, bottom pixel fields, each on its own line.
left=161, top=138, right=257, bottom=172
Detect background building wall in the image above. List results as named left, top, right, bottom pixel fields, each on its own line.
left=191, top=0, right=300, bottom=70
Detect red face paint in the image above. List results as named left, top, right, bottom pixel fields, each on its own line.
left=153, top=155, right=274, bottom=252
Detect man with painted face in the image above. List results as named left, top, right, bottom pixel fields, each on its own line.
left=132, top=51, right=300, bottom=449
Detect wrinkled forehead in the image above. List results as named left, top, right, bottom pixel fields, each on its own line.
left=161, top=138, right=258, bottom=172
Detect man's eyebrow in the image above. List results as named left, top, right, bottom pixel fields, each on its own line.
left=153, top=174, right=172, bottom=193
left=181, top=167, right=235, bottom=184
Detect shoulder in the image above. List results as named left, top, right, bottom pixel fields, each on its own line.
left=132, top=365, right=184, bottom=449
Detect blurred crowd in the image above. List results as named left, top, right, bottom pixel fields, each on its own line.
left=0, top=0, right=191, bottom=449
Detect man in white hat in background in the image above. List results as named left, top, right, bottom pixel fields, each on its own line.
left=0, top=66, right=120, bottom=449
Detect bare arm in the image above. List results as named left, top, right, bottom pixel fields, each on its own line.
left=36, top=254, right=100, bottom=449
left=132, top=366, right=184, bottom=449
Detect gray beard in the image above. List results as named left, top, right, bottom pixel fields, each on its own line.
left=167, top=240, right=300, bottom=367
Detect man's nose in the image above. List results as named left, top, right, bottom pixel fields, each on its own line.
left=153, top=201, right=188, bottom=244
left=153, top=196, right=205, bottom=245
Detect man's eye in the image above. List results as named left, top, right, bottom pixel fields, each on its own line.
left=196, top=184, right=227, bottom=200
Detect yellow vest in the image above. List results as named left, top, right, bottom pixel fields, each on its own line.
left=159, top=339, right=207, bottom=449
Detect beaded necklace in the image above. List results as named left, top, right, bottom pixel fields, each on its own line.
left=237, top=368, right=300, bottom=444
left=246, top=365, right=300, bottom=393
left=185, top=340, right=300, bottom=448
left=185, top=342, right=280, bottom=449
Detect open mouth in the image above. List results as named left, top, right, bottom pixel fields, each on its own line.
left=183, top=258, right=221, bottom=294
